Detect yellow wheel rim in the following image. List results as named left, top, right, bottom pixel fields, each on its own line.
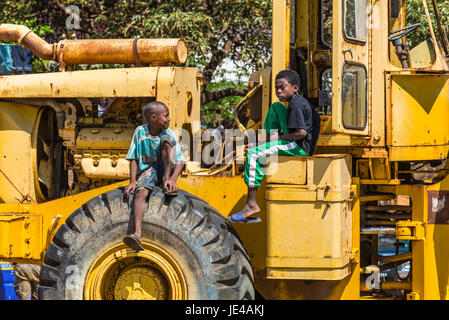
left=84, top=242, right=187, bottom=300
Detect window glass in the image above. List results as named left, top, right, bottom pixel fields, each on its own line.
left=342, top=64, right=367, bottom=129
left=321, top=0, right=333, bottom=46
left=290, top=0, right=296, bottom=45
left=320, top=69, right=332, bottom=115
left=344, top=0, right=367, bottom=42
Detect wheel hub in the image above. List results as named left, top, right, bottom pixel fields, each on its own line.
left=84, top=242, right=187, bottom=300
left=113, top=266, right=168, bottom=300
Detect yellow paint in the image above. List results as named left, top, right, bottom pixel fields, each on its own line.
left=84, top=242, right=186, bottom=300
left=0, top=181, right=127, bottom=263
left=266, top=155, right=352, bottom=281
left=388, top=74, right=449, bottom=160
left=1, top=0, right=449, bottom=301
left=0, top=102, right=40, bottom=203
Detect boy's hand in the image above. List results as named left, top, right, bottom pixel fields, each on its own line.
left=163, top=179, right=179, bottom=193
left=124, top=181, right=136, bottom=198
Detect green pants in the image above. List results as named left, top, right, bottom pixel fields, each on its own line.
left=243, top=102, right=308, bottom=188
left=263, top=101, right=288, bottom=135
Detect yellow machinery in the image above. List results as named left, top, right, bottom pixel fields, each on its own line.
left=1, top=0, right=449, bottom=300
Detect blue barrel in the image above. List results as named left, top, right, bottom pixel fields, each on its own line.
left=0, top=262, right=19, bottom=300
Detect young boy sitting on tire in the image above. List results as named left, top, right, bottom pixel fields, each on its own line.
left=123, top=101, right=185, bottom=251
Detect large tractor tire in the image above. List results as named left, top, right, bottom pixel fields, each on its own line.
left=38, top=187, right=255, bottom=300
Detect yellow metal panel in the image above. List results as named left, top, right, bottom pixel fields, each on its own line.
left=156, top=67, right=201, bottom=162
left=296, top=0, right=309, bottom=48
left=0, top=67, right=158, bottom=98
left=267, top=188, right=350, bottom=202
left=0, top=102, right=40, bottom=204
left=409, top=39, right=436, bottom=68
left=249, top=67, right=272, bottom=127
left=76, top=128, right=134, bottom=149
left=419, top=225, right=449, bottom=299
left=0, top=180, right=127, bottom=263
left=266, top=199, right=352, bottom=280
left=271, top=0, right=290, bottom=103
left=267, top=256, right=351, bottom=269
left=389, top=75, right=449, bottom=152
left=307, top=154, right=351, bottom=191
left=265, top=154, right=352, bottom=191
left=265, top=154, right=353, bottom=281
left=369, top=0, right=388, bottom=147
left=80, top=158, right=129, bottom=179
left=389, top=145, right=449, bottom=162
left=265, top=156, right=306, bottom=185
left=267, top=265, right=351, bottom=281
left=0, top=214, right=42, bottom=260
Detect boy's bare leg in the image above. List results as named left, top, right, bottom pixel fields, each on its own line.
left=161, top=141, right=174, bottom=185
left=133, top=187, right=150, bottom=239
left=240, top=187, right=260, bottom=218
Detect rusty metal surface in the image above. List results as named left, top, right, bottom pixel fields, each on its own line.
left=0, top=24, right=187, bottom=65
left=0, top=67, right=159, bottom=98
left=428, top=190, right=449, bottom=224
left=60, top=38, right=187, bottom=65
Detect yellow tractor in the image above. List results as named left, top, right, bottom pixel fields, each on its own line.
left=1, top=0, right=449, bottom=300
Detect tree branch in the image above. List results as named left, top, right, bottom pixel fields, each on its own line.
left=201, top=87, right=248, bottom=105
left=202, top=38, right=234, bottom=86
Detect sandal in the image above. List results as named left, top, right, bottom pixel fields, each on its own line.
left=123, top=234, right=144, bottom=251
left=227, top=212, right=261, bottom=224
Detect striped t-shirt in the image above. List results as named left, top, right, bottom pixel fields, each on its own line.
left=126, top=124, right=185, bottom=172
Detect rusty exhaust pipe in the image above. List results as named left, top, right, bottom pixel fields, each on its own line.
left=0, top=23, right=187, bottom=65
left=0, top=24, right=55, bottom=60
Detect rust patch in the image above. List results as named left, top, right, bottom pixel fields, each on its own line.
left=427, top=190, right=449, bottom=224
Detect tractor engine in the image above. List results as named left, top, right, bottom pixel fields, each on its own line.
left=63, top=98, right=142, bottom=194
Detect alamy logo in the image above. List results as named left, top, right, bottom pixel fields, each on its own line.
left=65, top=265, right=80, bottom=290
left=65, top=5, right=80, bottom=30
left=365, top=265, right=380, bottom=290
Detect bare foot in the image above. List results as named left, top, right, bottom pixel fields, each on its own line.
left=241, top=203, right=260, bottom=218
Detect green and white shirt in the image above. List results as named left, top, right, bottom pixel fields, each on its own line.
left=126, top=124, right=185, bottom=173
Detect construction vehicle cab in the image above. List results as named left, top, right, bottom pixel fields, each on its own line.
left=1, top=0, right=449, bottom=300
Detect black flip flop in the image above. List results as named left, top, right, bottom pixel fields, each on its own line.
left=123, top=234, right=144, bottom=251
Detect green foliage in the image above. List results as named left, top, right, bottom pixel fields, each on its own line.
left=201, top=80, right=246, bottom=127
left=0, top=0, right=272, bottom=127
left=406, top=0, right=449, bottom=49
left=1, top=0, right=271, bottom=81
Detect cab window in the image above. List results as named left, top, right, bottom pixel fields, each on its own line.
left=320, top=0, right=333, bottom=46
left=344, top=0, right=368, bottom=43
left=342, top=63, right=367, bottom=129
left=320, top=69, right=332, bottom=115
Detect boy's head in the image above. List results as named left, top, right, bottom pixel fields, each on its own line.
left=275, top=70, right=300, bottom=102
left=143, top=101, right=170, bottom=130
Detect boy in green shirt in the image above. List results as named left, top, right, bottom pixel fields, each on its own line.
left=123, top=101, right=185, bottom=250
left=228, top=70, right=317, bottom=223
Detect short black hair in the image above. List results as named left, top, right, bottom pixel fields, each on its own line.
left=275, top=70, right=301, bottom=87
left=143, top=101, right=168, bottom=119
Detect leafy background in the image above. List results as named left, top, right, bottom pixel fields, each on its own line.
left=0, top=0, right=272, bottom=127
left=1, top=0, right=448, bottom=126
left=405, top=0, right=449, bottom=48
